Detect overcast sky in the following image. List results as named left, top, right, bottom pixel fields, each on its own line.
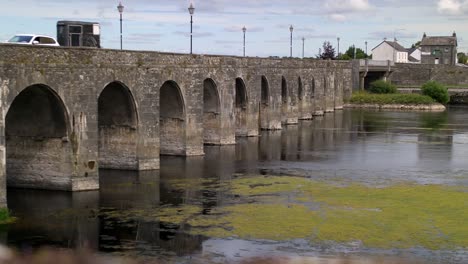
left=1, top=0, right=467, bottom=57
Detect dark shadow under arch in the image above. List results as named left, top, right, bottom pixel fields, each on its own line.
left=98, top=82, right=138, bottom=128
left=261, top=76, right=269, bottom=106
left=281, top=77, right=288, bottom=104
left=98, top=81, right=139, bottom=170
left=5, top=84, right=72, bottom=190
left=160, top=81, right=186, bottom=155
left=298, top=77, right=303, bottom=101
left=161, top=81, right=185, bottom=120
left=6, top=84, right=68, bottom=138
left=235, top=78, right=248, bottom=136
left=203, top=78, right=222, bottom=145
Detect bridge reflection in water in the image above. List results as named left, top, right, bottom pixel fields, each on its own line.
left=4, top=108, right=468, bottom=263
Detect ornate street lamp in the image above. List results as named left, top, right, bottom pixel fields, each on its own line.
left=117, top=2, right=124, bottom=50
left=302, top=37, right=305, bottom=58
left=365, top=41, right=368, bottom=57
left=289, top=25, right=294, bottom=58
left=337, top=37, right=340, bottom=58
left=242, top=26, right=247, bottom=57
left=188, top=2, right=195, bottom=54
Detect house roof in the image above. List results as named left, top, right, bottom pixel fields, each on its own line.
left=407, top=47, right=418, bottom=54
left=372, top=40, right=407, bottom=52
left=421, top=36, right=457, bottom=46
left=408, top=56, right=419, bottom=62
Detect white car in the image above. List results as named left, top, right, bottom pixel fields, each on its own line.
left=6, top=34, right=60, bottom=46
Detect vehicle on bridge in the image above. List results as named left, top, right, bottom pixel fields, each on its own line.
left=6, top=34, right=60, bottom=46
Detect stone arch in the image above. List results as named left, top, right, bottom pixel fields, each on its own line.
left=298, top=77, right=303, bottom=101
left=235, top=78, right=248, bottom=136
left=261, top=76, right=269, bottom=106
left=281, top=76, right=288, bottom=124
left=5, top=84, right=73, bottom=190
left=98, top=81, right=139, bottom=170
left=281, top=76, right=288, bottom=104
left=259, top=76, right=270, bottom=130
left=297, top=76, right=306, bottom=120
left=160, top=80, right=186, bottom=155
left=311, top=78, right=316, bottom=98
left=203, top=78, right=222, bottom=145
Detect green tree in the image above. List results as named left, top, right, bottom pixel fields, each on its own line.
left=458, top=52, right=467, bottom=64
left=319, top=41, right=336, bottom=59
left=411, top=41, right=421, bottom=48
left=339, top=46, right=367, bottom=60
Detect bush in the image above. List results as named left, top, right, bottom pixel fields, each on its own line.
left=369, top=80, right=397, bottom=94
left=421, top=81, right=449, bottom=104
left=350, top=91, right=435, bottom=105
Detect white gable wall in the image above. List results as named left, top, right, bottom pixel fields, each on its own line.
left=372, top=42, right=395, bottom=61
left=372, top=42, right=409, bottom=63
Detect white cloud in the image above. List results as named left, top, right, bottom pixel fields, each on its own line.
left=329, top=14, right=347, bottom=22
left=323, top=0, right=372, bottom=22
left=324, top=0, right=371, bottom=13
left=437, top=0, right=468, bottom=15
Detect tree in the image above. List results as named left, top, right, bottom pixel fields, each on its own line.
left=339, top=46, right=367, bottom=60
left=458, top=52, right=467, bottom=64
left=319, top=41, right=336, bottom=59
left=411, top=41, right=421, bottom=49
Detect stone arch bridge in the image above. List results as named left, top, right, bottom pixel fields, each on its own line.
left=0, top=45, right=353, bottom=207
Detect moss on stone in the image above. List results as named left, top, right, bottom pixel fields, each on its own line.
left=0, top=208, right=17, bottom=225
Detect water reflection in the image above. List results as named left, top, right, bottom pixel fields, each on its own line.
left=3, top=108, right=468, bottom=263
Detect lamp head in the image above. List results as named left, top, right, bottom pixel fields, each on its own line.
left=117, top=2, right=124, bottom=14
left=188, top=3, right=195, bottom=15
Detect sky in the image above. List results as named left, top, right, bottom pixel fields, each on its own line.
left=0, top=0, right=467, bottom=58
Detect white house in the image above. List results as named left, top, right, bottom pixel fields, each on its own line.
left=371, top=40, right=408, bottom=63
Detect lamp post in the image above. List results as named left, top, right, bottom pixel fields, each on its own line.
left=117, top=2, right=124, bottom=50
left=353, top=44, right=356, bottom=59
left=365, top=41, right=368, bottom=57
left=302, top=37, right=305, bottom=58
left=289, top=25, right=294, bottom=58
left=188, top=2, right=195, bottom=54
left=242, top=26, right=246, bottom=57
left=337, top=37, right=340, bottom=58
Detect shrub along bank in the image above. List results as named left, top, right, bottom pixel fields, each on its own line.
left=346, top=80, right=447, bottom=110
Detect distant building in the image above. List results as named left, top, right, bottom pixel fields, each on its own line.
left=407, top=47, right=421, bottom=63
left=57, top=21, right=101, bottom=48
left=420, top=32, right=457, bottom=65
left=371, top=40, right=408, bottom=63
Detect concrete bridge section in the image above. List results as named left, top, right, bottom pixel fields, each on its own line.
left=358, top=59, right=394, bottom=90
left=0, top=44, right=353, bottom=208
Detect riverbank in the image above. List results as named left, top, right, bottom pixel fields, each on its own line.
left=345, top=92, right=446, bottom=111
left=344, top=103, right=446, bottom=111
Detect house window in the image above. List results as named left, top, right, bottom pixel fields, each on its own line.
left=444, top=47, right=449, bottom=53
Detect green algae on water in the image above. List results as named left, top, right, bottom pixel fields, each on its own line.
left=187, top=175, right=468, bottom=250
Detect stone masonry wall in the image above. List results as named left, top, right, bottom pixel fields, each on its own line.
left=390, top=63, right=468, bottom=87
left=0, top=44, right=353, bottom=208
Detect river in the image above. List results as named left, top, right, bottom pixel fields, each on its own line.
left=2, top=108, right=468, bottom=263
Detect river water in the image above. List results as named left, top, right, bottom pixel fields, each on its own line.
left=2, top=108, right=468, bottom=263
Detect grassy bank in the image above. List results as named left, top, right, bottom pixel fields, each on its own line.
left=348, top=91, right=436, bottom=105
